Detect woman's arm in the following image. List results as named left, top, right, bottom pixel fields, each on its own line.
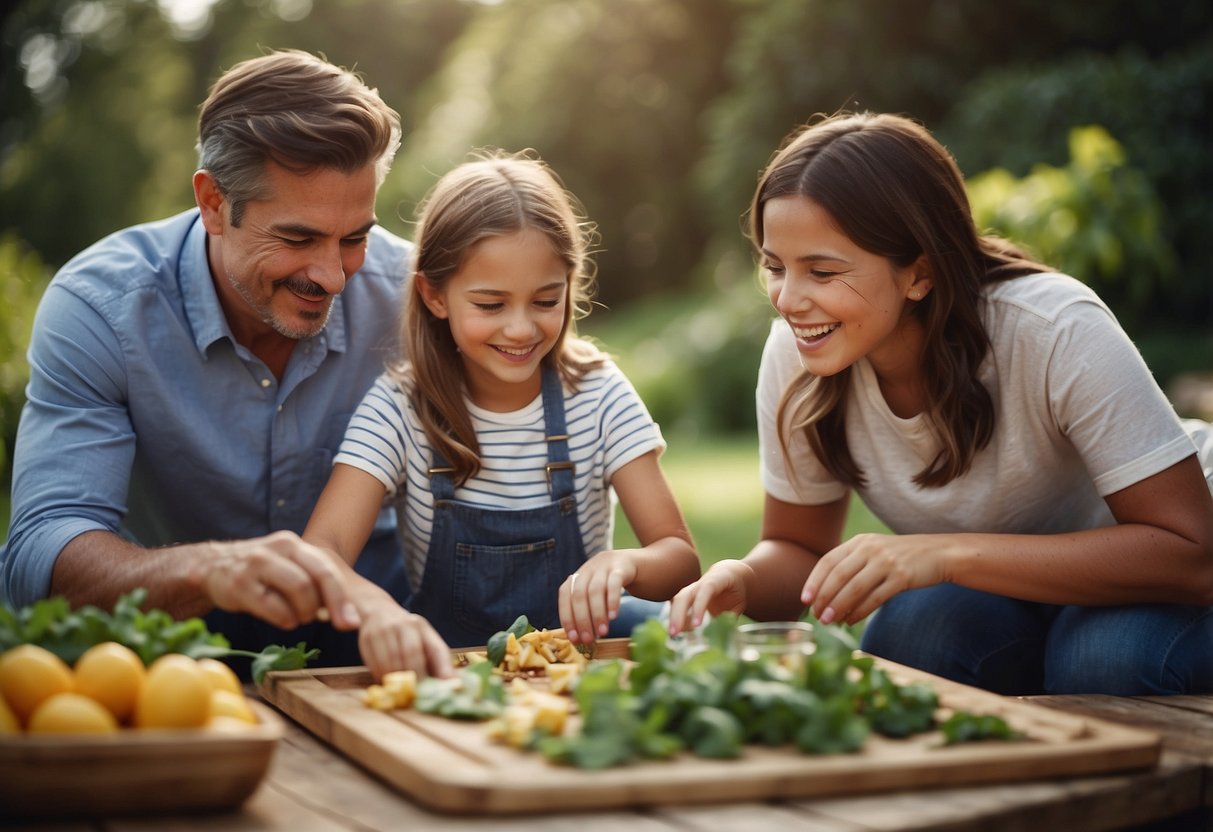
left=804, top=455, right=1213, bottom=625
left=667, top=492, right=849, bottom=633
left=558, top=450, right=700, bottom=642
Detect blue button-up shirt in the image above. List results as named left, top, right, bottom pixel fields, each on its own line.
left=2, top=209, right=412, bottom=651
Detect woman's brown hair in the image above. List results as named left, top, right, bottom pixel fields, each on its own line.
left=748, top=112, right=1049, bottom=488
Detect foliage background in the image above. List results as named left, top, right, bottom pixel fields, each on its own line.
left=2, top=0, right=1212, bottom=553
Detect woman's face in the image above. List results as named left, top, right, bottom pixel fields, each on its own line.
left=760, top=195, right=931, bottom=382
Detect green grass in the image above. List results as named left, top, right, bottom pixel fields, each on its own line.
left=613, top=432, right=889, bottom=569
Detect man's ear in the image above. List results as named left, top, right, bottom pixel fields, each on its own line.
left=907, top=254, right=934, bottom=301
left=193, top=170, right=226, bottom=235
left=415, top=273, right=448, bottom=319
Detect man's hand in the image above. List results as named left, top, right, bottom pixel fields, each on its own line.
left=190, top=531, right=361, bottom=631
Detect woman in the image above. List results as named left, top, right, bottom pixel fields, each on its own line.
left=668, top=112, right=1213, bottom=695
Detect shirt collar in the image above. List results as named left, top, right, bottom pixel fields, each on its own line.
left=179, top=211, right=348, bottom=357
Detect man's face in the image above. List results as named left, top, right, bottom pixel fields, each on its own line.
left=200, top=160, right=379, bottom=343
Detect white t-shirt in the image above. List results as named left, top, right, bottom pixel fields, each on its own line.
left=336, top=360, right=665, bottom=590
left=758, top=273, right=1198, bottom=535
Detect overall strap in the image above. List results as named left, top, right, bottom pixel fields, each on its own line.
left=540, top=363, right=575, bottom=500
left=427, top=448, right=458, bottom=500
left=428, top=364, right=575, bottom=500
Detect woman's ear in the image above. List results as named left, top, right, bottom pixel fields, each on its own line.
left=906, top=255, right=933, bottom=301
left=415, top=273, right=449, bottom=319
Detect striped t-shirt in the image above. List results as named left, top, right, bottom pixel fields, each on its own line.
left=334, top=361, right=665, bottom=591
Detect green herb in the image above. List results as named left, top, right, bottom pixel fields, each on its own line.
left=535, top=614, right=1023, bottom=769
left=0, top=589, right=318, bottom=683
left=415, top=662, right=506, bottom=720
left=485, top=613, right=535, bottom=666
left=939, top=711, right=1021, bottom=745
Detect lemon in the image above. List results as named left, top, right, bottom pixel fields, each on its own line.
left=197, top=658, right=243, bottom=695
left=0, top=693, right=19, bottom=734
left=73, top=642, right=146, bottom=723
left=0, top=644, right=75, bottom=725
left=207, top=715, right=257, bottom=733
left=208, top=689, right=257, bottom=724
left=134, top=654, right=210, bottom=729
left=28, top=692, right=119, bottom=734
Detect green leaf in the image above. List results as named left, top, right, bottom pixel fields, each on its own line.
left=683, top=706, right=744, bottom=759
left=248, top=643, right=321, bottom=684
left=939, top=712, right=1021, bottom=746
left=0, top=590, right=317, bottom=681
left=486, top=629, right=510, bottom=666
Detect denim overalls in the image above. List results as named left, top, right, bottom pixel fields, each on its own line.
left=406, top=365, right=588, bottom=647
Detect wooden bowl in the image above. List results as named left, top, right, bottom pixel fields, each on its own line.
left=0, top=699, right=283, bottom=817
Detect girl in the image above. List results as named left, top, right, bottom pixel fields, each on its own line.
left=669, top=112, right=1213, bottom=695
left=306, top=151, right=700, bottom=678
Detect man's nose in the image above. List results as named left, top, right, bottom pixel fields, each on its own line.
left=306, top=245, right=348, bottom=295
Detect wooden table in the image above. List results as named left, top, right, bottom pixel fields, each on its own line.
left=5, top=694, right=1211, bottom=831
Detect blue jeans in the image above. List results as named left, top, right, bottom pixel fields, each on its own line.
left=860, top=584, right=1213, bottom=695
left=607, top=595, right=668, bottom=639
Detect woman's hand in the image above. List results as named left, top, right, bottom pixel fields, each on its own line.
left=666, top=559, right=754, bottom=636
left=558, top=550, right=640, bottom=644
left=357, top=599, right=454, bottom=682
left=802, top=533, right=951, bottom=625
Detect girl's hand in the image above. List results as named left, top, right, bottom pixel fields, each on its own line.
left=558, top=550, right=640, bottom=644
left=802, top=533, right=950, bottom=625
left=666, top=559, right=754, bottom=636
left=357, top=600, right=454, bottom=682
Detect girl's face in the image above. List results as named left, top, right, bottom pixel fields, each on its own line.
left=419, top=228, right=569, bottom=412
left=760, top=195, right=932, bottom=383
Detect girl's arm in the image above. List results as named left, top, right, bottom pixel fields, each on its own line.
left=303, top=463, right=388, bottom=566
left=804, top=455, right=1213, bottom=626
left=304, top=463, right=454, bottom=680
left=558, top=450, right=700, bottom=642
left=667, top=493, right=848, bottom=634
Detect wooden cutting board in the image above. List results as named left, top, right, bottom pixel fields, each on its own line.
left=258, top=640, right=1161, bottom=815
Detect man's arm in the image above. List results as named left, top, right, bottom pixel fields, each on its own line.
left=2, top=283, right=359, bottom=630
left=52, top=529, right=361, bottom=631
left=3, top=283, right=135, bottom=606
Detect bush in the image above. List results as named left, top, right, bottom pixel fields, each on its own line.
left=966, top=125, right=1175, bottom=330
left=0, top=233, right=50, bottom=482
left=941, top=40, right=1213, bottom=327
left=585, top=277, right=772, bottom=436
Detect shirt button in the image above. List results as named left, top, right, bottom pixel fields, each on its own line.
left=275, top=499, right=286, bottom=508
left=260, top=379, right=272, bottom=388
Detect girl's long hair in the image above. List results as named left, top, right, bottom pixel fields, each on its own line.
left=749, top=113, right=1050, bottom=488
left=395, top=150, right=604, bottom=485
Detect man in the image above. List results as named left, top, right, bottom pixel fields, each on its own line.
left=1, top=49, right=427, bottom=667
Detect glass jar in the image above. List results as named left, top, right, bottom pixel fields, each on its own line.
left=734, top=621, right=815, bottom=680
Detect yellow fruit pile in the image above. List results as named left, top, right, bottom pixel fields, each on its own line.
left=0, top=642, right=259, bottom=736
